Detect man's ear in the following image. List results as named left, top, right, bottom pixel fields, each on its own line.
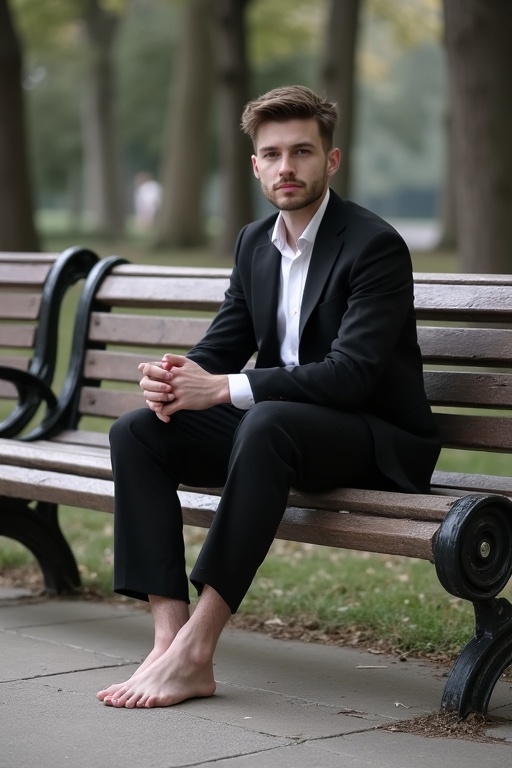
left=327, top=148, right=341, bottom=177
left=251, top=155, right=260, bottom=179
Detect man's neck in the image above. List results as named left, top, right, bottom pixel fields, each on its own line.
left=280, top=212, right=309, bottom=249
left=279, top=191, right=329, bottom=248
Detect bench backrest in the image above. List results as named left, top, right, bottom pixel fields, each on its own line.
left=0, top=247, right=98, bottom=435
left=414, top=273, right=512, bottom=455
left=47, top=262, right=512, bottom=466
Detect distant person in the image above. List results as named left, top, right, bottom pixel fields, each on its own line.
left=134, top=172, right=162, bottom=230
left=97, top=85, right=441, bottom=709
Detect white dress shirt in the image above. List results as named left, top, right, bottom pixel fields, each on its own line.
left=228, top=189, right=331, bottom=409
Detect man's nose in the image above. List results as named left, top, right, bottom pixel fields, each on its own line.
left=278, top=154, right=295, bottom=176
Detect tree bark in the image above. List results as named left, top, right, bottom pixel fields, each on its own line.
left=321, top=0, right=361, bottom=198
left=437, top=110, right=457, bottom=251
left=443, top=0, right=512, bottom=272
left=211, top=0, right=253, bottom=255
left=155, top=0, right=213, bottom=248
left=82, top=0, right=124, bottom=236
left=0, top=0, right=40, bottom=251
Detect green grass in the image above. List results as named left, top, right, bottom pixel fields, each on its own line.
left=1, top=232, right=509, bottom=659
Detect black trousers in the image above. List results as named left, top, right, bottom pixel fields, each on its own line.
left=109, top=401, right=386, bottom=613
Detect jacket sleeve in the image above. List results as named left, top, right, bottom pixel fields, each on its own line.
left=245, top=228, right=415, bottom=410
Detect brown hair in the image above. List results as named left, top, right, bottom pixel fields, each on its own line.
left=241, top=85, right=338, bottom=150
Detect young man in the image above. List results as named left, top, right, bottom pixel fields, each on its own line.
left=97, top=85, right=441, bottom=709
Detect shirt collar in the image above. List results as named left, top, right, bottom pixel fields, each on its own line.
left=271, top=188, right=331, bottom=252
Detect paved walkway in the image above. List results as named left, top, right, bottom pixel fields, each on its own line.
left=1, top=593, right=511, bottom=768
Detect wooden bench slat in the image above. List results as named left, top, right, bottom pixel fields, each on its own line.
left=110, top=264, right=232, bottom=278
left=88, top=313, right=212, bottom=347
left=418, top=326, right=512, bottom=365
left=0, top=294, right=41, bottom=320
left=52, top=429, right=110, bottom=448
left=414, top=283, right=512, bottom=322
left=84, top=350, right=148, bottom=382
left=0, top=441, right=112, bottom=478
left=0, top=264, right=50, bottom=286
left=431, top=469, right=512, bottom=497
left=78, top=387, right=141, bottom=418
left=0, top=326, right=36, bottom=347
left=424, top=371, right=512, bottom=408
left=95, top=275, right=229, bottom=311
left=0, top=463, right=115, bottom=512
left=435, top=412, right=512, bottom=451
left=0, top=253, right=58, bottom=263
left=183, top=499, right=438, bottom=560
left=0, top=356, right=30, bottom=370
left=413, top=273, right=512, bottom=285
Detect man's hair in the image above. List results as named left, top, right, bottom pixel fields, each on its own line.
left=241, top=85, right=338, bottom=150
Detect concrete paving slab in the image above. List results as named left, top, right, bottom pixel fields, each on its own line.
left=309, top=729, right=512, bottom=768
left=211, top=629, right=445, bottom=720
left=0, top=597, right=138, bottom=629
left=4, top=608, right=152, bottom=663
left=1, top=677, right=291, bottom=768
left=194, top=731, right=512, bottom=768
left=1, top=597, right=512, bottom=768
left=188, top=681, right=386, bottom=739
left=0, top=627, right=131, bottom=682
left=198, top=744, right=365, bottom=768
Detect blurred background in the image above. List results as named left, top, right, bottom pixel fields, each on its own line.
left=1, top=0, right=511, bottom=272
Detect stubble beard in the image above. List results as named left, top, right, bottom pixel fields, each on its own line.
left=262, top=176, right=327, bottom=212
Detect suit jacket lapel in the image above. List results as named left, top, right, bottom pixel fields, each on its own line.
left=251, top=236, right=282, bottom=362
left=299, top=191, right=347, bottom=337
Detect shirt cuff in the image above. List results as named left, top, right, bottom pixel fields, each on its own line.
left=227, top=373, right=255, bottom=410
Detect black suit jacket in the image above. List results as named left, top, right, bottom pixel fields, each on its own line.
left=188, top=190, right=441, bottom=493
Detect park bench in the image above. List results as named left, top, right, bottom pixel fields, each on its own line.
left=0, top=247, right=99, bottom=438
left=1, top=256, right=512, bottom=718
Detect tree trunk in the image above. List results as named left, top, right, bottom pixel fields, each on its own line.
left=443, top=0, right=512, bottom=272
left=211, top=0, right=253, bottom=255
left=82, top=0, right=124, bottom=236
left=155, top=0, right=213, bottom=249
left=321, top=0, right=361, bottom=198
left=0, top=0, right=40, bottom=251
left=435, top=110, right=457, bottom=251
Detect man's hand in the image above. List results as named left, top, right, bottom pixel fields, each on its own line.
left=138, top=354, right=230, bottom=423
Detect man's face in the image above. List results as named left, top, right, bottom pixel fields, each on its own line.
left=251, top=118, right=340, bottom=213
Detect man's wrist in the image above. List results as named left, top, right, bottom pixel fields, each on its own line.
left=213, top=375, right=231, bottom=405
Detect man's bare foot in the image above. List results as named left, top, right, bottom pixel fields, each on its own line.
left=97, top=644, right=171, bottom=701
left=102, top=633, right=216, bottom=709
left=97, top=595, right=190, bottom=702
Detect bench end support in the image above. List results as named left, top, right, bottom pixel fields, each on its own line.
left=434, top=493, right=512, bottom=716
left=0, top=497, right=81, bottom=595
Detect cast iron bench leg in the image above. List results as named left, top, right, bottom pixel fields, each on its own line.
left=0, top=497, right=81, bottom=594
left=441, top=597, right=512, bottom=716
left=434, top=494, right=512, bottom=717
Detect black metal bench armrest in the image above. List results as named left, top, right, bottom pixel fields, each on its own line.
left=0, top=366, right=58, bottom=438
